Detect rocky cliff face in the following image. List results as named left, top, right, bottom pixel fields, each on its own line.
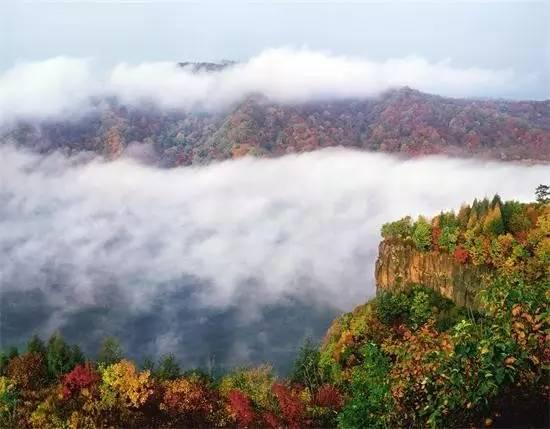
left=375, top=239, right=490, bottom=307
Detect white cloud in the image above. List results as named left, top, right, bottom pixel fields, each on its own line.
left=0, top=48, right=526, bottom=123
left=1, top=145, right=547, bottom=318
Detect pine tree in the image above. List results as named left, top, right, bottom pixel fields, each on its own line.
left=483, top=205, right=505, bottom=236
left=46, top=332, right=78, bottom=379
left=27, top=334, right=46, bottom=357
left=535, top=184, right=549, bottom=204
left=155, top=354, right=181, bottom=380
left=97, top=337, right=123, bottom=366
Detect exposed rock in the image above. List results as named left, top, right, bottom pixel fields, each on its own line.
left=375, top=239, right=491, bottom=307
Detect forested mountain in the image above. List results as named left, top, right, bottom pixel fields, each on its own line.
left=4, top=87, right=549, bottom=166
left=1, top=192, right=547, bottom=428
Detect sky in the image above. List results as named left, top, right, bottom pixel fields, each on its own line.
left=1, top=0, right=549, bottom=99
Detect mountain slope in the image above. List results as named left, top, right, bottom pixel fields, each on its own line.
left=4, top=87, right=549, bottom=165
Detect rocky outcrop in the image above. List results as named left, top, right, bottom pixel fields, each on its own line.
left=375, top=239, right=490, bottom=307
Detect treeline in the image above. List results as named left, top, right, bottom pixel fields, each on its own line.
left=381, top=186, right=549, bottom=281
left=0, top=332, right=344, bottom=428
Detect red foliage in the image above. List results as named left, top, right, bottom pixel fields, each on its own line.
left=261, top=411, right=281, bottom=428
left=228, top=390, right=255, bottom=428
left=314, top=384, right=344, bottom=410
left=61, top=363, right=99, bottom=400
left=161, top=378, right=214, bottom=423
left=454, top=246, right=469, bottom=264
left=272, top=383, right=305, bottom=429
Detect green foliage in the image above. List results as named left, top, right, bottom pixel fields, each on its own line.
left=290, top=338, right=324, bottom=392
left=97, top=337, right=123, bottom=366
left=154, top=353, right=181, bottom=381
left=412, top=217, right=432, bottom=251
left=439, top=225, right=459, bottom=252
left=0, top=348, right=18, bottom=377
left=409, top=290, right=432, bottom=328
left=535, top=184, right=549, bottom=204
left=381, top=216, right=413, bottom=239
left=376, top=290, right=410, bottom=325
left=483, top=205, right=505, bottom=236
left=26, top=335, right=46, bottom=357
left=46, top=332, right=83, bottom=380
left=502, top=200, right=531, bottom=234
left=337, top=344, right=393, bottom=429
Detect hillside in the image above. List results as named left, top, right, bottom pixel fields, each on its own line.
left=320, top=191, right=549, bottom=428
left=3, top=87, right=549, bottom=165
left=0, top=192, right=547, bottom=428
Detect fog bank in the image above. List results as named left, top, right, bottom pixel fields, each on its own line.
left=1, top=146, right=547, bottom=367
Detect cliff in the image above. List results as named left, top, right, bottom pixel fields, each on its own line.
left=374, top=239, right=490, bottom=307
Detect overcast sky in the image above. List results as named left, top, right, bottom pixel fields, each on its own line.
left=1, top=0, right=549, bottom=99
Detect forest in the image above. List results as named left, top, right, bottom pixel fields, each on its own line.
left=5, top=87, right=550, bottom=167
left=0, top=189, right=548, bottom=428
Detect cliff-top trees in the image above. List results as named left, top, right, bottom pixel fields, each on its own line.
left=379, top=192, right=548, bottom=282
left=412, top=217, right=432, bottom=251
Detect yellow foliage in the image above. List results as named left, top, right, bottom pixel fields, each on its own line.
left=100, top=359, right=153, bottom=409
left=219, top=365, right=276, bottom=410
left=0, top=377, right=15, bottom=415
left=29, top=391, right=65, bottom=429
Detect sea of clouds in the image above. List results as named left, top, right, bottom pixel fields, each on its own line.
left=1, top=145, right=547, bottom=366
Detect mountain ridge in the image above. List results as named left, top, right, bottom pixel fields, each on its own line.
left=3, top=86, right=549, bottom=165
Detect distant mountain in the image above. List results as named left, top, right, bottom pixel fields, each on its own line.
left=3, top=87, right=549, bottom=165
left=177, top=60, right=236, bottom=72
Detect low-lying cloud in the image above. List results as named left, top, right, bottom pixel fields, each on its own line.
left=0, top=145, right=547, bottom=367
left=0, top=48, right=529, bottom=124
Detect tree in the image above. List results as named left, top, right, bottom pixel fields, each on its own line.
left=61, top=363, right=99, bottom=400
left=0, top=348, right=18, bottom=376
left=100, top=360, right=153, bottom=408
left=155, top=354, right=181, bottom=381
left=412, top=217, right=432, bottom=251
left=483, top=205, right=505, bottom=236
left=46, top=332, right=82, bottom=379
left=439, top=226, right=459, bottom=252
left=457, top=205, right=471, bottom=228
left=502, top=201, right=531, bottom=235
left=160, top=377, right=215, bottom=425
left=97, top=337, right=123, bottom=366
left=7, top=353, right=47, bottom=390
left=381, top=216, right=413, bottom=239
left=491, top=193, right=503, bottom=209
left=227, top=390, right=255, bottom=428
left=535, top=184, right=549, bottom=204
left=141, top=356, right=155, bottom=373
left=27, top=335, right=46, bottom=357
left=454, top=246, right=469, bottom=264
left=290, top=338, right=323, bottom=392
